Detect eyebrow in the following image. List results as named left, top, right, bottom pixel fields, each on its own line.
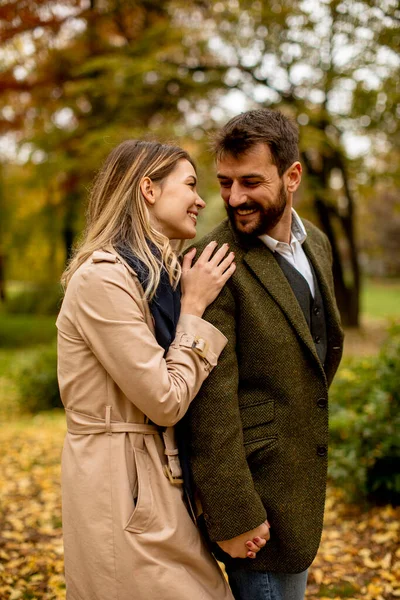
left=217, top=173, right=264, bottom=180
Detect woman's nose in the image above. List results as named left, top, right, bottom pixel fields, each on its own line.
left=196, top=195, right=206, bottom=209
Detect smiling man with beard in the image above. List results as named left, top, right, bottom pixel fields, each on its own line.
left=182, top=109, right=344, bottom=600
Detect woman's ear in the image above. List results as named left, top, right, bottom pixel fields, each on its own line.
left=140, top=177, right=157, bottom=205
left=285, top=161, right=302, bottom=193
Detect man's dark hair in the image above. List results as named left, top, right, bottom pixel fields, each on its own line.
left=213, top=108, right=299, bottom=176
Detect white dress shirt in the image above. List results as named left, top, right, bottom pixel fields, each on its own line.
left=259, top=209, right=315, bottom=297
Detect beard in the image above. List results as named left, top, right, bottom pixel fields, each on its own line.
left=226, top=182, right=287, bottom=238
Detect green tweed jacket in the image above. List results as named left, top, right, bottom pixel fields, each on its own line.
left=185, top=217, right=344, bottom=574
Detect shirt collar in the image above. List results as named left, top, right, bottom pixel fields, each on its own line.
left=258, top=208, right=307, bottom=252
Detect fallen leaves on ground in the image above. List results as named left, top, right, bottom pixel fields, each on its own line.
left=0, top=414, right=66, bottom=600
left=306, top=488, right=400, bottom=600
left=0, top=413, right=398, bottom=599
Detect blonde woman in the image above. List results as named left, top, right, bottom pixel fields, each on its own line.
left=57, top=141, right=266, bottom=600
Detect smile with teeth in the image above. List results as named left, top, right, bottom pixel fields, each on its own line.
left=236, top=208, right=258, bottom=216
left=188, top=212, right=198, bottom=223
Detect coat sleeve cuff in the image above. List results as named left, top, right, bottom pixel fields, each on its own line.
left=201, top=496, right=267, bottom=542
left=172, top=314, right=228, bottom=369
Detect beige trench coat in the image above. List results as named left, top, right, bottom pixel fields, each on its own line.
left=56, top=249, right=234, bottom=600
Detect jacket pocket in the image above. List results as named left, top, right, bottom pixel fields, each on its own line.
left=245, top=437, right=278, bottom=465
left=124, top=448, right=154, bottom=534
left=241, top=400, right=275, bottom=444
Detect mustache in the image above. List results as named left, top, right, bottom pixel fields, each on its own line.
left=229, top=203, right=260, bottom=212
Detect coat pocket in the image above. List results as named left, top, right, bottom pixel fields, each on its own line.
left=241, top=400, right=275, bottom=444
left=124, top=448, right=154, bottom=534
left=244, top=437, right=278, bottom=466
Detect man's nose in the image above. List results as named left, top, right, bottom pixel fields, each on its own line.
left=228, top=183, right=246, bottom=208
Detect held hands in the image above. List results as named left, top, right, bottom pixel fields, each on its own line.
left=217, top=520, right=270, bottom=560
left=180, top=242, right=236, bottom=318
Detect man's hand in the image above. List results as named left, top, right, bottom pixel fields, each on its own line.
left=216, top=520, right=270, bottom=559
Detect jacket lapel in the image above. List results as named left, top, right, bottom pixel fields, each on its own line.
left=302, top=237, right=341, bottom=334
left=243, top=244, right=321, bottom=365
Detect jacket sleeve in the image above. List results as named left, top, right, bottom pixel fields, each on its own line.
left=186, top=281, right=267, bottom=542
left=73, top=262, right=227, bottom=427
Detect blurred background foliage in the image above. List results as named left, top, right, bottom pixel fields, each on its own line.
left=0, top=0, right=399, bottom=504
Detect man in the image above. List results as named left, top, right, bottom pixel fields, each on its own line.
left=184, top=109, right=344, bottom=600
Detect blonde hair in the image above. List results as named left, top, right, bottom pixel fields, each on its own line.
left=62, top=140, right=196, bottom=299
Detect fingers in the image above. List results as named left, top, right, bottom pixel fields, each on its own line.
left=182, top=248, right=196, bottom=272
left=217, top=251, right=235, bottom=274
left=219, top=261, right=236, bottom=285
left=197, top=240, right=218, bottom=264
left=208, top=242, right=230, bottom=267
left=245, top=541, right=260, bottom=553
left=245, top=533, right=268, bottom=559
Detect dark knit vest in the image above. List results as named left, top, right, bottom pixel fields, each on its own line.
left=274, top=252, right=328, bottom=366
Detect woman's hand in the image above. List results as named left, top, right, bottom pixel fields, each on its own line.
left=217, top=520, right=270, bottom=560
left=180, top=241, right=236, bottom=318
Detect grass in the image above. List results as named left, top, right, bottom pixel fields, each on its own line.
left=361, top=278, right=400, bottom=320
left=0, top=313, right=56, bottom=348
left=0, top=347, right=44, bottom=418
left=341, top=278, right=400, bottom=358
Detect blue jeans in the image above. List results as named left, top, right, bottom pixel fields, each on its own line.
left=227, top=568, right=308, bottom=600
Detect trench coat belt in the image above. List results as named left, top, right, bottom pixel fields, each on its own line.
left=65, top=406, right=184, bottom=485
left=65, top=406, right=160, bottom=436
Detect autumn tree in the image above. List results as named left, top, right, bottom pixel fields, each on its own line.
left=0, top=0, right=214, bottom=274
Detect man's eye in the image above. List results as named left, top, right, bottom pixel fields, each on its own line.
left=219, top=182, right=231, bottom=188
left=244, top=181, right=260, bottom=187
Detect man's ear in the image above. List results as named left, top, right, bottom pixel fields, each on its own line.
left=285, top=162, right=302, bottom=193
left=140, top=177, right=157, bottom=205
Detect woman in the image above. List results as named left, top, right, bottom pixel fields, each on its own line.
left=57, top=140, right=263, bottom=600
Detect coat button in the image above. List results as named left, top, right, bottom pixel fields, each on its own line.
left=314, top=335, right=321, bottom=344
left=313, top=306, right=321, bottom=315
left=317, top=398, right=327, bottom=408
left=317, top=445, right=327, bottom=457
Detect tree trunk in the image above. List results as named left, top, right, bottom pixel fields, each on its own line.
left=62, top=172, right=80, bottom=263
left=314, top=198, right=360, bottom=327
left=302, top=149, right=360, bottom=328
left=0, top=254, right=5, bottom=302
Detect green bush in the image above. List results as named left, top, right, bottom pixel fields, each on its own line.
left=0, top=313, right=57, bottom=348
left=15, top=342, right=62, bottom=413
left=5, top=283, right=63, bottom=315
left=329, top=324, right=400, bottom=504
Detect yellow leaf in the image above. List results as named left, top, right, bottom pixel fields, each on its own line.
left=363, top=557, right=379, bottom=568
left=380, top=552, right=392, bottom=569
left=371, top=531, right=396, bottom=543
left=367, top=582, right=384, bottom=595
left=313, top=568, right=324, bottom=585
